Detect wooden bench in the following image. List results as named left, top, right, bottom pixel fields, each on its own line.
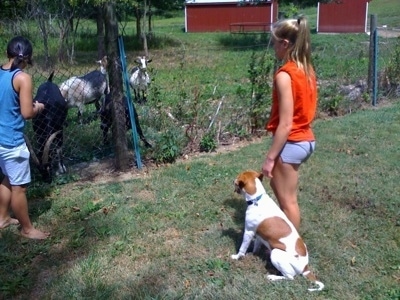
left=230, top=22, right=272, bottom=34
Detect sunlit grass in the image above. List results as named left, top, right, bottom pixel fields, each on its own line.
left=1, top=101, right=399, bottom=299
left=0, top=1, right=399, bottom=298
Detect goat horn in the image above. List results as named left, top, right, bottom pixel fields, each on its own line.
left=48, top=70, right=55, bottom=82
left=42, top=130, right=62, bottom=165
left=23, top=134, right=40, bottom=166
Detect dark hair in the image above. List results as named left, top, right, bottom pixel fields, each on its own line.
left=6, top=36, right=33, bottom=71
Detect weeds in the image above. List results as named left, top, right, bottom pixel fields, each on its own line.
left=383, top=37, right=400, bottom=96
left=152, top=130, right=183, bottom=163
left=248, top=51, right=274, bottom=134
left=199, top=131, right=218, bottom=152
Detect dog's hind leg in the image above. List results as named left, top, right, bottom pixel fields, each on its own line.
left=252, top=236, right=262, bottom=254
left=266, top=248, right=298, bottom=281
left=302, top=268, right=325, bottom=291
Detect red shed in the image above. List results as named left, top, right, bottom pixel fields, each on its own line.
left=317, top=0, right=372, bottom=33
left=185, top=0, right=279, bottom=33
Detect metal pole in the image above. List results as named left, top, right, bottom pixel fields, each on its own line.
left=368, top=14, right=376, bottom=96
left=372, top=22, right=378, bottom=106
left=118, top=36, right=142, bottom=169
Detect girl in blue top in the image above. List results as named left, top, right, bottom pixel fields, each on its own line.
left=0, top=36, right=48, bottom=239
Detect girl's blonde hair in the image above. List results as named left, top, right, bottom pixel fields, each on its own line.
left=271, top=15, right=314, bottom=78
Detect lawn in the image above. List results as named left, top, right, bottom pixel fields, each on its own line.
left=0, top=0, right=400, bottom=298
left=1, top=100, right=399, bottom=299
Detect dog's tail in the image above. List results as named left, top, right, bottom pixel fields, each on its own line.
left=302, top=266, right=324, bottom=292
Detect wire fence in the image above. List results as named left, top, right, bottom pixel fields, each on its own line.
left=1, top=16, right=399, bottom=186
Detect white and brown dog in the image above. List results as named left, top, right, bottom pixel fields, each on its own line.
left=232, top=170, right=324, bottom=292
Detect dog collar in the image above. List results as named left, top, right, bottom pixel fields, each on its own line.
left=246, top=194, right=263, bottom=206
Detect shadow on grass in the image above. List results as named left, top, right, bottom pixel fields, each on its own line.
left=0, top=194, right=120, bottom=298
left=221, top=196, right=281, bottom=276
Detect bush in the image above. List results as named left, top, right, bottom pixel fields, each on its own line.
left=152, top=130, right=184, bottom=164
left=199, top=132, right=217, bottom=153
left=384, top=37, right=400, bottom=96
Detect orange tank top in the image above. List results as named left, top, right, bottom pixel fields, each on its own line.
left=266, top=61, right=317, bottom=142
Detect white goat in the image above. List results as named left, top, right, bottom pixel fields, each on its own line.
left=60, top=56, right=109, bottom=121
left=129, top=56, right=152, bottom=103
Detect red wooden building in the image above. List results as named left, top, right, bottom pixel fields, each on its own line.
left=185, top=0, right=279, bottom=33
left=317, top=0, right=372, bottom=33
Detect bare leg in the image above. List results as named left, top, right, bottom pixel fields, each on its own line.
left=0, top=177, right=19, bottom=228
left=270, top=158, right=301, bottom=231
left=9, top=181, right=49, bottom=239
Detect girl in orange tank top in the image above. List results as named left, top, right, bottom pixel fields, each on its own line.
left=261, top=16, right=317, bottom=231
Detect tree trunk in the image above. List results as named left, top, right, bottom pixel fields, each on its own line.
left=135, top=6, right=141, bottom=40
left=96, top=4, right=106, bottom=60
left=104, top=1, right=130, bottom=171
left=142, top=0, right=148, bottom=57
left=148, top=0, right=152, bottom=33
left=37, top=12, right=50, bottom=68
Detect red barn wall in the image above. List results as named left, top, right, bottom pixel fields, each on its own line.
left=318, top=0, right=371, bottom=33
left=185, top=2, right=278, bottom=33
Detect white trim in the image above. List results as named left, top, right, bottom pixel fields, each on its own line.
left=185, top=0, right=272, bottom=3
left=316, top=2, right=320, bottom=33
left=185, top=6, right=188, bottom=32
left=270, top=1, right=274, bottom=24
left=365, top=2, right=369, bottom=33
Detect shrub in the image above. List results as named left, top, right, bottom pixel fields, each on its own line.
left=247, top=51, right=274, bottom=134
left=384, top=37, right=400, bottom=96
left=199, top=131, right=217, bottom=153
left=152, top=130, right=184, bottom=164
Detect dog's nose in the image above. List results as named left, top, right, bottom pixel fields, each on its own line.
left=234, top=185, right=241, bottom=194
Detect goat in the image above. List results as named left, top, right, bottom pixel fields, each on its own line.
left=59, top=56, right=108, bottom=122
left=25, top=71, right=68, bottom=183
left=99, top=93, right=152, bottom=148
left=129, top=56, right=152, bottom=103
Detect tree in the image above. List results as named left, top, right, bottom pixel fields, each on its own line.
left=104, top=1, right=131, bottom=170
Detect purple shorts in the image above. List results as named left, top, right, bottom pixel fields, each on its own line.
left=280, top=141, right=316, bottom=164
left=0, top=143, right=31, bottom=185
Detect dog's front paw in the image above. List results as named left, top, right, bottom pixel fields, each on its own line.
left=231, top=253, right=244, bottom=260
left=266, top=274, right=293, bottom=281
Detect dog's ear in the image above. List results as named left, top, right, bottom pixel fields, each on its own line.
left=237, top=179, right=245, bottom=190
left=257, top=172, right=264, bottom=182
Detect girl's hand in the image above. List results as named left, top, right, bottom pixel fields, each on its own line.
left=34, top=101, right=45, bottom=114
left=262, top=157, right=275, bottom=178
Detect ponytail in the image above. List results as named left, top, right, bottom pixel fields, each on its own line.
left=271, top=15, right=314, bottom=78
left=6, top=36, right=33, bottom=71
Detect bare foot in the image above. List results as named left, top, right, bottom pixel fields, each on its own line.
left=20, top=228, right=50, bottom=240
left=0, top=217, right=20, bottom=229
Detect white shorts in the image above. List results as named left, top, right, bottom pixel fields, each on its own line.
left=0, top=143, right=31, bottom=185
left=280, top=141, right=316, bottom=164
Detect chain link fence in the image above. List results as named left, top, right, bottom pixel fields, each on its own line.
left=1, top=15, right=399, bottom=186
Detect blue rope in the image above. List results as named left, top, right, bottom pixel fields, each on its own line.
left=118, top=36, right=142, bottom=169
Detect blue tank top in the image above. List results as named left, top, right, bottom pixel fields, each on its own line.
left=0, top=67, right=26, bottom=147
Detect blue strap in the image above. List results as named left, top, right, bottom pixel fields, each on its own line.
left=247, top=194, right=263, bottom=206
left=118, top=36, right=142, bottom=169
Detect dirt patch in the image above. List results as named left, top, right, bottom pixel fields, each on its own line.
left=377, top=28, right=400, bottom=38
left=70, top=136, right=265, bottom=185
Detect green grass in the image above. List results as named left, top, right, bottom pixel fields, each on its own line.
left=1, top=101, right=399, bottom=299
left=369, top=0, right=400, bottom=28
left=0, top=1, right=400, bottom=298
left=3, top=0, right=397, bottom=173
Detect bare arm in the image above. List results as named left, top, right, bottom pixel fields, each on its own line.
left=13, top=72, right=44, bottom=119
left=262, top=71, right=293, bottom=178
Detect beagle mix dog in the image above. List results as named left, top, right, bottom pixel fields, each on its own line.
left=232, top=170, right=324, bottom=292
